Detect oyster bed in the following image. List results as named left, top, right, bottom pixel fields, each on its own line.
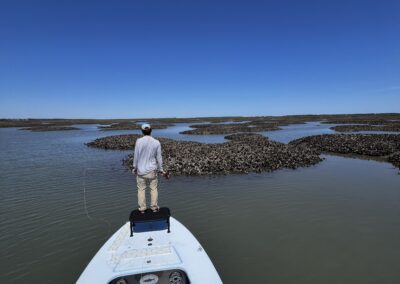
left=388, top=152, right=400, bottom=168
left=86, top=133, right=322, bottom=175
left=290, top=134, right=400, bottom=169
left=330, top=124, right=400, bottom=132
left=98, top=122, right=173, bottom=131
left=179, top=122, right=281, bottom=135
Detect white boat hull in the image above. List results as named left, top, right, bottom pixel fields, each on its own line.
left=77, top=217, right=222, bottom=284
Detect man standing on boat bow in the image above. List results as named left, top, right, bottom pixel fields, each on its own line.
left=132, top=123, right=166, bottom=213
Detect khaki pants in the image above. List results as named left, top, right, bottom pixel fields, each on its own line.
left=136, top=171, right=158, bottom=211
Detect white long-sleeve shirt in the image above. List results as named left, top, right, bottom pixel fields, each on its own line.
left=133, top=136, right=163, bottom=176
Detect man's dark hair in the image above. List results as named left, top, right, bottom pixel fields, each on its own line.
left=142, top=128, right=152, bottom=135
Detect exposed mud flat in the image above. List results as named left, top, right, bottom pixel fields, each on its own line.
left=87, top=133, right=322, bottom=175
left=290, top=134, right=400, bottom=169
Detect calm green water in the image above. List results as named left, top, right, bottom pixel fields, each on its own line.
left=1, top=123, right=399, bottom=284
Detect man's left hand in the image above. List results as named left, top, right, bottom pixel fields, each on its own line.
left=160, top=170, right=170, bottom=179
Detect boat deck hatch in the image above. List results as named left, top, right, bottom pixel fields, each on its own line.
left=129, top=207, right=171, bottom=236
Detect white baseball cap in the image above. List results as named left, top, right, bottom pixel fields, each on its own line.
left=141, top=123, right=151, bottom=130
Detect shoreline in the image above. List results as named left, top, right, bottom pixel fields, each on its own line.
left=2, top=113, right=399, bottom=131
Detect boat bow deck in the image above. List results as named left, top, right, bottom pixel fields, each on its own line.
left=77, top=208, right=222, bottom=284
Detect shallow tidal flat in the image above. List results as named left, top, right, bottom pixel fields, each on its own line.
left=290, top=134, right=400, bottom=169
left=86, top=133, right=322, bottom=175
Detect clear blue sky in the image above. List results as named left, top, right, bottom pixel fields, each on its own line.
left=0, top=0, right=399, bottom=118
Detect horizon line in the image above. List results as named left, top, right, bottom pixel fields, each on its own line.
left=1, top=112, right=399, bottom=120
